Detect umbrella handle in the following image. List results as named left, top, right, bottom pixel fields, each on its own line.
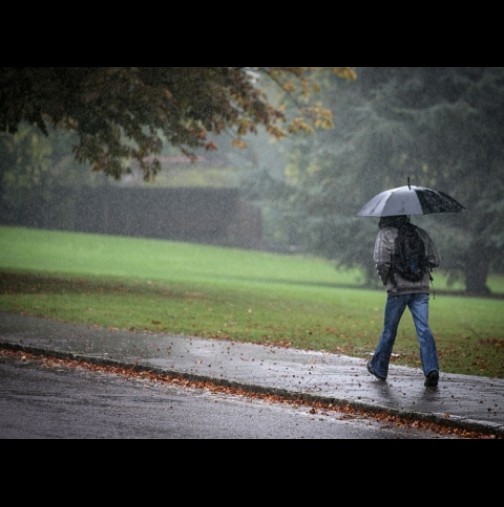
left=408, top=177, right=411, bottom=190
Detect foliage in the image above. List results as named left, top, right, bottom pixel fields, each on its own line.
left=0, top=67, right=355, bottom=181
left=0, top=125, right=107, bottom=228
left=0, top=125, right=104, bottom=192
left=275, top=67, right=504, bottom=294
left=3, top=67, right=502, bottom=295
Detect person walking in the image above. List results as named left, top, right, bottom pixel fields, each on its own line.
left=367, top=215, right=441, bottom=388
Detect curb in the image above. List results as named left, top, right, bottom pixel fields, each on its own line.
left=2, top=342, right=503, bottom=438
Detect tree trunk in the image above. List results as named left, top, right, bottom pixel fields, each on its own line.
left=465, top=243, right=491, bottom=295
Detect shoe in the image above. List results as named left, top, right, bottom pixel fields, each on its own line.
left=424, top=370, right=439, bottom=388
left=367, top=361, right=386, bottom=381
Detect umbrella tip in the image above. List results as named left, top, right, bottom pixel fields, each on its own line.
left=408, top=177, right=411, bottom=190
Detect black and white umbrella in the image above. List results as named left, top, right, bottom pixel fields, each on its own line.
left=356, top=182, right=465, bottom=217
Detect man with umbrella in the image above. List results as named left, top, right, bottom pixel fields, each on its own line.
left=368, top=214, right=440, bottom=387
left=357, top=183, right=465, bottom=388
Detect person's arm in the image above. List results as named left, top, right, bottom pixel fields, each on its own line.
left=427, top=238, right=440, bottom=269
left=376, top=263, right=390, bottom=285
left=374, top=229, right=394, bottom=285
left=419, top=228, right=441, bottom=269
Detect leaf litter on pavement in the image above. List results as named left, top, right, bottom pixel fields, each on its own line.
left=0, top=348, right=499, bottom=440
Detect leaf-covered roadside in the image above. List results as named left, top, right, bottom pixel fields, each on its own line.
left=0, top=348, right=497, bottom=439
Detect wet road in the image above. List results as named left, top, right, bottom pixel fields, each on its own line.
left=0, top=356, right=458, bottom=439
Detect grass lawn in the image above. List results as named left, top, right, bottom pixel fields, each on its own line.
left=1, top=225, right=503, bottom=378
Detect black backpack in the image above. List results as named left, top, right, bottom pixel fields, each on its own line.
left=390, top=223, right=431, bottom=285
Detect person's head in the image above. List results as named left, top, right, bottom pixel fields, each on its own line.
left=378, top=215, right=410, bottom=229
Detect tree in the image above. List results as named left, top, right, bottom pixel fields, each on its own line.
left=369, top=67, right=504, bottom=294
left=0, top=67, right=355, bottom=181
left=0, top=125, right=107, bottom=228
left=275, top=67, right=504, bottom=295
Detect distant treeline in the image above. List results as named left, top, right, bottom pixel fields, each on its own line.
left=0, top=186, right=263, bottom=249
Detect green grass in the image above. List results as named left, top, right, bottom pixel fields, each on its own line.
left=1, top=225, right=503, bottom=378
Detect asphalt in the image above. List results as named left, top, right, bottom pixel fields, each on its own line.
left=1, top=310, right=503, bottom=437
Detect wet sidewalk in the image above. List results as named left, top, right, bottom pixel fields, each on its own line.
left=0, top=311, right=503, bottom=436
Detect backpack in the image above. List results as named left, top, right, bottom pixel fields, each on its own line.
left=390, top=223, right=431, bottom=284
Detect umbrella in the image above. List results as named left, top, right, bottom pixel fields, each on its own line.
left=356, top=182, right=465, bottom=217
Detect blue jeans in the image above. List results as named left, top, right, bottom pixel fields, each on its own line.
left=370, top=293, right=439, bottom=379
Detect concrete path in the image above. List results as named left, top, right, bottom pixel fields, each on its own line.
left=0, top=311, right=503, bottom=436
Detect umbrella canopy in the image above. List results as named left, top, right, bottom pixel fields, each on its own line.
left=356, top=184, right=466, bottom=217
